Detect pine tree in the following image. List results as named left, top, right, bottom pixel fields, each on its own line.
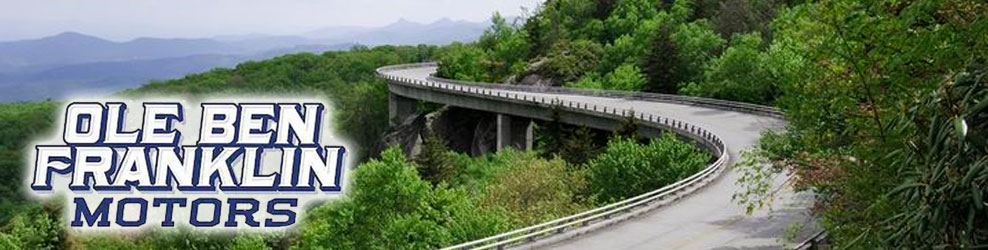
left=413, top=129, right=453, bottom=185
left=593, top=0, right=617, bottom=19
left=559, top=126, right=602, bottom=166
left=538, top=105, right=569, bottom=158
left=642, top=26, right=681, bottom=94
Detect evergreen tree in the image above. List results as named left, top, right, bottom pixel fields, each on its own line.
left=538, top=105, right=568, bottom=158
left=559, top=126, right=602, bottom=166
left=413, top=130, right=453, bottom=184
left=642, top=26, right=681, bottom=94
left=592, top=0, right=617, bottom=19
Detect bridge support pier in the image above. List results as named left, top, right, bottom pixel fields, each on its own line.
left=496, top=114, right=533, bottom=150
left=389, top=93, right=418, bottom=126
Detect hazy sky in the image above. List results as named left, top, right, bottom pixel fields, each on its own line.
left=0, top=0, right=542, bottom=41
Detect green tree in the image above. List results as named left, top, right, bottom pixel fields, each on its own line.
left=478, top=13, right=530, bottom=82
left=128, top=45, right=438, bottom=160
left=565, top=73, right=605, bottom=89
left=587, top=134, right=710, bottom=203
left=414, top=130, right=454, bottom=184
left=670, top=20, right=725, bottom=84
left=603, top=63, right=648, bottom=91
left=604, top=0, right=661, bottom=40
left=0, top=102, right=57, bottom=225
left=642, top=26, right=681, bottom=94
left=592, top=0, right=618, bottom=19
left=544, top=39, right=604, bottom=83
left=598, top=13, right=673, bottom=74
left=436, top=43, right=489, bottom=81
left=333, top=80, right=390, bottom=159
left=558, top=127, right=603, bottom=166
left=537, top=106, right=568, bottom=158
left=681, top=32, right=775, bottom=104
left=737, top=0, right=988, bottom=247
left=523, top=0, right=597, bottom=56
left=711, top=0, right=780, bottom=42
left=600, top=35, right=643, bottom=74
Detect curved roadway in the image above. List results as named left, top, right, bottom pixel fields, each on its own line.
left=381, top=65, right=816, bottom=249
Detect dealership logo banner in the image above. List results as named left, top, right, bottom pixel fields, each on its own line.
left=25, top=98, right=349, bottom=231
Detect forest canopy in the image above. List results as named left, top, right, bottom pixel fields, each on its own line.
left=436, top=0, right=988, bottom=248
left=1, top=0, right=985, bottom=248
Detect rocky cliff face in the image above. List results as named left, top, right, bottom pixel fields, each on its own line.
left=508, top=57, right=563, bottom=87
left=371, top=113, right=426, bottom=158
left=372, top=106, right=497, bottom=159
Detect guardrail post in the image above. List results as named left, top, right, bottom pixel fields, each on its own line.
left=378, top=65, right=745, bottom=250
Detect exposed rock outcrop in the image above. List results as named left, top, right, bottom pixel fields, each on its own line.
left=516, top=73, right=560, bottom=87
left=511, top=57, right=563, bottom=87
left=370, top=113, right=426, bottom=158
left=372, top=106, right=498, bottom=159
left=470, top=115, right=497, bottom=155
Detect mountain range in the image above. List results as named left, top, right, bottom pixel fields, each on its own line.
left=0, top=17, right=493, bottom=102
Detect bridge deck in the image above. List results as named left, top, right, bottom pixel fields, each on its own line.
left=383, top=65, right=816, bottom=250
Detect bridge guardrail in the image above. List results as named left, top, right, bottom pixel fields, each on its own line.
left=378, top=62, right=783, bottom=119
left=795, top=231, right=829, bottom=250
left=377, top=63, right=740, bottom=249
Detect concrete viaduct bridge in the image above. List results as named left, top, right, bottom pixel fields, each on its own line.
left=377, top=63, right=816, bottom=250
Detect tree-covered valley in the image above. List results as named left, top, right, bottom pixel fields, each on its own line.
left=1, top=0, right=986, bottom=249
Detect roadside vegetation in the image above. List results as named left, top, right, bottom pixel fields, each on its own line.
left=0, top=41, right=711, bottom=248
left=439, top=0, right=988, bottom=248
left=7, top=0, right=975, bottom=247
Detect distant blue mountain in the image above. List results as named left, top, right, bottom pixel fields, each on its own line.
left=0, top=32, right=245, bottom=70
left=321, top=18, right=489, bottom=46
left=0, top=18, right=491, bottom=102
left=0, top=43, right=355, bottom=102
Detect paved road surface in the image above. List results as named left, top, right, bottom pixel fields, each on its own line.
left=383, top=65, right=817, bottom=250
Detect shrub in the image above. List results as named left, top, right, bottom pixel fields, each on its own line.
left=230, top=234, right=272, bottom=250
left=294, top=147, right=512, bottom=249
left=0, top=205, right=64, bottom=250
left=587, top=134, right=710, bottom=203
left=473, top=149, right=590, bottom=225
